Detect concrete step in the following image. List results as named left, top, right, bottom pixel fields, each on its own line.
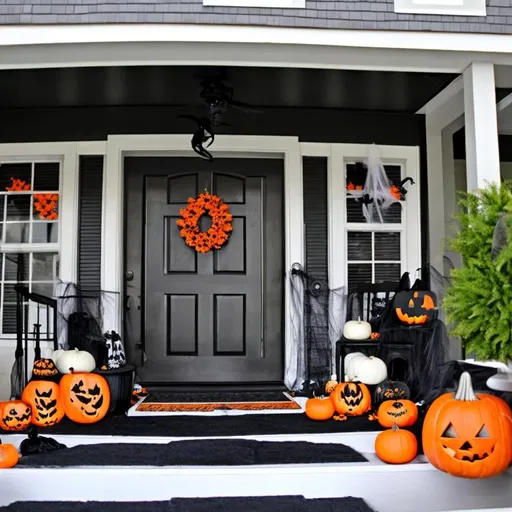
left=1, top=431, right=511, bottom=512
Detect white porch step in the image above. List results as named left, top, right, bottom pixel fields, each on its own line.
left=1, top=431, right=511, bottom=512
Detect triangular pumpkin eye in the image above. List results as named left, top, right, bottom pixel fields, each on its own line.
left=476, top=425, right=490, bottom=438
left=441, top=423, right=458, bottom=438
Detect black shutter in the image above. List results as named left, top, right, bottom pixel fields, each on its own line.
left=302, top=157, right=328, bottom=281
left=78, top=156, right=103, bottom=291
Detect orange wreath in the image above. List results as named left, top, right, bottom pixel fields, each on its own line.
left=176, top=192, right=233, bottom=253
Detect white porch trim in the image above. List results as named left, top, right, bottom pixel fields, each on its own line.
left=2, top=25, right=512, bottom=74
left=463, top=62, right=501, bottom=192
left=102, top=134, right=304, bottom=388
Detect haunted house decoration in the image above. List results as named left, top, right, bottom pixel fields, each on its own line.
left=346, top=144, right=414, bottom=224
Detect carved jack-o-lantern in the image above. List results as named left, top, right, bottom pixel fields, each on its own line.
left=330, top=382, right=371, bottom=416
left=374, top=379, right=411, bottom=406
left=394, top=290, right=437, bottom=325
left=32, top=358, right=60, bottom=382
left=377, top=399, right=418, bottom=428
left=22, top=381, right=65, bottom=427
left=422, top=372, right=512, bottom=479
left=60, top=372, right=110, bottom=424
left=0, top=400, right=32, bottom=431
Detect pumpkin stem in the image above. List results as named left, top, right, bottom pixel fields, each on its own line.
left=391, top=423, right=399, bottom=431
left=454, top=371, right=478, bottom=401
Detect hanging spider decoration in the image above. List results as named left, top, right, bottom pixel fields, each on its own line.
left=178, top=115, right=215, bottom=162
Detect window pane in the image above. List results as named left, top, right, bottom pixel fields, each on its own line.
left=32, top=282, right=55, bottom=297
left=6, top=195, right=31, bottom=221
left=348, top=263, right=372, bottom=292
left=32, top=223, right=58, bottom=243
left=375, top=232, right=401, bottom=261
left=33, top=162, right=59, bottom=191
left=33, top=194, right=58, bottom=221
left=347, top=232, right=372, bottom=261
left=32, top=253, right=58, bottom=281
left=4, top=253, right=30, bottom=281
left=375, top=263, right=401, bottom=283
left=0, top=163, right=32, bottom=191
left=5, top=223, right=30, bottom=243
left=2, top=303, right=17, bottom=334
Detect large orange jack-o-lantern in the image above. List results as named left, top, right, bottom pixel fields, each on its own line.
left=60, top=372, right=110, bottom=424
left=330, top=382, right=371, bottom=416
left=422, top=372, right=512, bottom=479
left=22, top=381, right=65, bottom=428
left=0, top=400, right=32, bottom=431
left=394, top=290, right=437, bottom=325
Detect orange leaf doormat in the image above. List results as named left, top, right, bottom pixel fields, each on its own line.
left=176, top=192, right=232, bottom=253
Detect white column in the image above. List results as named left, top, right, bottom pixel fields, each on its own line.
left=463, top=62, right=501, bottom=192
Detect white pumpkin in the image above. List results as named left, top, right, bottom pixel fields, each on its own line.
left=346, top=354, right=388, bottom=385
left=344, top=351, right=367, bottom=381
left=52, top=348, right=96, bottom=374
left=343, top=318, right=372, bottom=340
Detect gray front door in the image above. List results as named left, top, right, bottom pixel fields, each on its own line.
left=124, top=157, right=284, bottom=384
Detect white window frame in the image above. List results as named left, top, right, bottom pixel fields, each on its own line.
left=329, top=144, right=421, bottom=293
left=394, top=0, right=486, bottom=16
left=203, top=0, right=305, bottom=8
left=0, top=143, right=79, bottom=344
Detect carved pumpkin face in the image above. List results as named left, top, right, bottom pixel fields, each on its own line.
left=32, top=358, right=59, bottom=379
left=22, top=381, right=65, bottom=427
left=422, top=372, right=512, bottom=479
left=330, top=382, right=371, bottom=416
left=374, top=380, right=410, bottom=406
left=0, top=400, right=31, bottom=431
left=394, top=290, right=437, bottom=325
left=377, top=399, right=418, bottom=428
left=60, top=373, right=110, bottom=424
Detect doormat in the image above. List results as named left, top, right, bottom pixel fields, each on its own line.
left=17, top=439, right=367, bottom=467
left=128, top=390, right=303, bottom=416
left=0, top=496, right=376, bottom=512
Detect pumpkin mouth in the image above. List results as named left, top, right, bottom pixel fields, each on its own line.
left=442, top=444, right=495, bottom=462
left=395, top=309, right=428, bottom=325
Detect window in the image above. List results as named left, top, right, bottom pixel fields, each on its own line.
left=345, top=162, right=404, bottom=292
left=394, top=0, right=486, bottom=16
left=203, top=0, right=305, bottom=8
left=0, top=161, right=60, bottom=336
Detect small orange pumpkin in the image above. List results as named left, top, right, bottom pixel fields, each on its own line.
left=0, top=440, right=19, bottom=468
left=305, top=395, right=335, bottom=421
left=422, top=372, right=512, bottom=479
left=377, top=399, right=418, bottom=428
left=375, top=424, right=418, bottom=464
left=22, top=380, right=65, bottom=427
left=60, top=372, right=111, bottom=424
left=0, top=400, right=32, bottom=431
left=330, top=381, right=371, bottom=416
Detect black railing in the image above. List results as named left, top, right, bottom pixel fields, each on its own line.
left=14, top=284, right=58, bottom=390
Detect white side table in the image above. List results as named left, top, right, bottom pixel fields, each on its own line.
left=486, top=372, right=512, bottom=406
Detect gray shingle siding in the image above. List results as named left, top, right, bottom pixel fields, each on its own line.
left=2, top=1, right=511, bottom=34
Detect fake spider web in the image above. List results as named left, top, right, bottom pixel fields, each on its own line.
left=288, top=264, right=346, bottom=392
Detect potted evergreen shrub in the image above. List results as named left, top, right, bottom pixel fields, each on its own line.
left=443, top=182, right=512, bottom=366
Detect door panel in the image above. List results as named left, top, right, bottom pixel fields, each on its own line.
left=124, top=157, right=284, bottom=384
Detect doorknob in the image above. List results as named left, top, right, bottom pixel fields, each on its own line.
left=126, top=270, right=134, bottom=281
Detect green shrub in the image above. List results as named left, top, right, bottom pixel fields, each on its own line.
left=443, top=182, right=512, bottom=362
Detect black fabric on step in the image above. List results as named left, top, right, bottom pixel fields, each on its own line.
left=0, top=497, right=376, bottom=512
left=7, top=412, right=383, bottom=438
left=17, top=439, right=367, bottom=467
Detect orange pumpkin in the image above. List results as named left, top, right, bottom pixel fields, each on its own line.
left=330, top=382, right=371, bottom=416
left=394, top=290, right=436, bottom=325
left=375, top=424, right=418, bottom=464
left=0, top=400, right=31, bottom=431
left=22, top=380, right=65, bottom=427
left=377, top=399, right=418, bottom=428
left=60, top=372, right=110, bottom=424
left=305, top=396, right=335, bottom=421
left=422, top=371, right=512, bottom=479
left=0, top=440, right=19, bottom=468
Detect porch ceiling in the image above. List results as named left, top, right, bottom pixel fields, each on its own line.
left=0, top=65, right=458, bottom=113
